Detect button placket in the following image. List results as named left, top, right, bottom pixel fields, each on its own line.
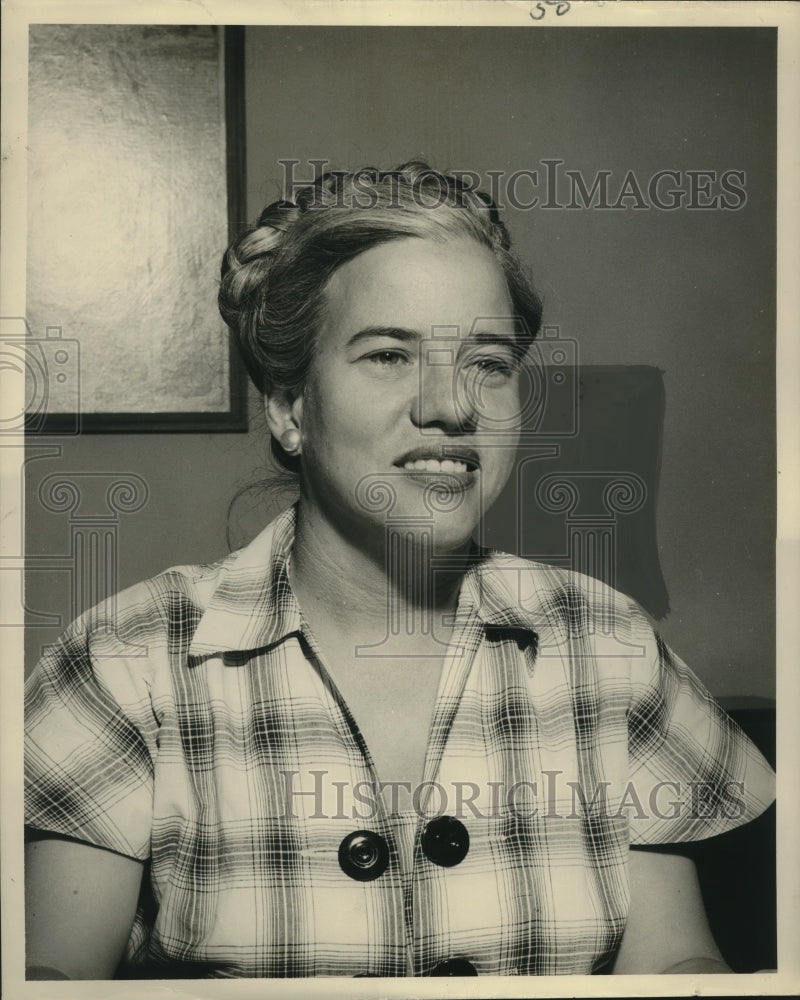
left=407, top=610, right=486, bottom=976
left=292, top=624, right=406, bottom=974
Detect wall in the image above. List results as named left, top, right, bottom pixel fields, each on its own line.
left=26, top=26, right=776, bottom=700
left=240, top=26, right=775, bottom=699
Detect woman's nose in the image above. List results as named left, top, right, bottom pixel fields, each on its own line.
left=410, top=356, right=476, bottom=432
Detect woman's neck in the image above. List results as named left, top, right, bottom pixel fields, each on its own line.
left=289, top=502, right=469, bottom=650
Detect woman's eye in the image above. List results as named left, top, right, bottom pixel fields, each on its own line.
left=366, top=350, right=409, bottom=367
left=466, top=355, right=517, bottom=378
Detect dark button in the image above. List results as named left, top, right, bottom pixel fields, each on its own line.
left=420, top=815, right=469, bottom=867
left=338, top=830, right=390, bottom=881
left=430, top=958, right=478, bottom=976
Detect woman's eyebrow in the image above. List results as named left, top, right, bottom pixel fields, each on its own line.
left=468, top=331, right=520, bottom=351
left=346, top=327, right=520, bottom=349
left=345, top=326, right=421, bottom=347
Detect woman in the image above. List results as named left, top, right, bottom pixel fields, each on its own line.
left=25, top=163, right=775, bottom=979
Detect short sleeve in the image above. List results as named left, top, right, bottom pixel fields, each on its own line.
left=625, top=613, right=775, bottom=845
left=25, top=613, right=156, bottom=860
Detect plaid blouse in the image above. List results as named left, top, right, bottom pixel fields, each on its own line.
left=25, top=506, right=775, bottom=978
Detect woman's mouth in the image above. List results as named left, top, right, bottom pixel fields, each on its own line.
left=393, top=451, right=480, bottom=493
left=395, top=447, right=480, bottom=476
left=401, top=458, right=472, bottom=473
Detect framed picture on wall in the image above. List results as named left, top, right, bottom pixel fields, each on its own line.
left=22, top=24, right=247, bottom=433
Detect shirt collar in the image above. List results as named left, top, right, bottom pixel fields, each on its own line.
left=461, top=553, right=547, bottom=640
left=188, top=505, right=546, bottom=658
left=188, top=505, right=301, bottom=657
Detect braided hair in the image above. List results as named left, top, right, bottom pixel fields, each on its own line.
left=218, top=162, right=542, bottom=471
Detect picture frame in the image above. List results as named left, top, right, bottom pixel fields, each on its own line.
left=22, top=24, right=247, bottom=434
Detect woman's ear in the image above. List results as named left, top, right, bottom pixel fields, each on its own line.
left=264, top=391, right=304, bottom=455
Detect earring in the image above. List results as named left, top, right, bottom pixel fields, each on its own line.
left=280, top=427, right=301, bottom=455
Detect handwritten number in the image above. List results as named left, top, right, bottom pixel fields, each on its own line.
left=530, top=0, right=571, bottom=19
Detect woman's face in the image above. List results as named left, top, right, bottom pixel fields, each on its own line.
left=296, top=236, right=524, bottom=554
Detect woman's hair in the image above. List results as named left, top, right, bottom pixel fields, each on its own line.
left=218, top=161, right=543, bottom=471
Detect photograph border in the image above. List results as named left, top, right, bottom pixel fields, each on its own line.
left=2, top=2, right=798, bottom=999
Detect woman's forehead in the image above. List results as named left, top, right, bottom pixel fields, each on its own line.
left=321, top=237, right=515, bottom=340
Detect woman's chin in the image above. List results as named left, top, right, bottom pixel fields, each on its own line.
left=413, top=517, right=479, bottom=556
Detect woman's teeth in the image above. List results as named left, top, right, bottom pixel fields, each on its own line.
left=403, top=458, right=470, bottom=473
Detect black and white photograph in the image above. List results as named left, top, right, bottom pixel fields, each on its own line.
left=1, top=1, right=797, bottom=997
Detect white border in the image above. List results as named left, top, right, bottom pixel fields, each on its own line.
left=2, top=2, right=798, bottom=998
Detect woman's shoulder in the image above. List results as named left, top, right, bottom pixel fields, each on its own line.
left=478, top=548, right=645, bottom=618
left=61, top=512, right=291, bottom=657
left=51, top=552, right=234, bottom=660
left=470, top=548, right=659, bottom=659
